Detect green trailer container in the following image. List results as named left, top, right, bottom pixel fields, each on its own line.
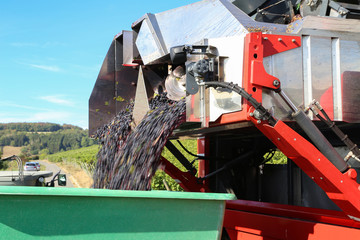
left=0, top=186, right=234, bottom=239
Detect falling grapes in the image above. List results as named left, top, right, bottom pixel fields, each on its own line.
left=93, top=93, right=185, bottom=190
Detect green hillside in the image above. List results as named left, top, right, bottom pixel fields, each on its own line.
left=0, top=122, right=96, bottom=159
left=47, top=145, right=99, bottom=164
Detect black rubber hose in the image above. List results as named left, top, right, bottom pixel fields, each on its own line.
left=204, top=81, right=349, bottom=172
left=204, top=81, right=275, bottom=125
left=176, top=140, right=209, bottom=159
left=293, top=110, right=349, bottom=173
left=165, top=141, right=197, bottom=174
left=199, top=151, right=253, bottom=180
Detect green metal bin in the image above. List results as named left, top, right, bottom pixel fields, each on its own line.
left=0, top=186, right=235, bottom=239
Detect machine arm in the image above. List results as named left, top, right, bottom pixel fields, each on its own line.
left=159, top=156, right=210, bottom=192
left=203, top=79, right=360, bottom=221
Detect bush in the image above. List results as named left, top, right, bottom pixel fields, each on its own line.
left=39, top=149, right=50, bottom=159
left=151, top=139, right=198, bottom=191
left=0, top=161, right=8, bottom=170
left=264, top=150, right=287, bottom=164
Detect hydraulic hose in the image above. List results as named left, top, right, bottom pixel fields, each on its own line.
left=203, top=81, right=349, bottom=173
left=204, top=81, right=276, bottom=125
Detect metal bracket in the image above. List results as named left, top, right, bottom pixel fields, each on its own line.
left=243, top=32, right=301, bottom=106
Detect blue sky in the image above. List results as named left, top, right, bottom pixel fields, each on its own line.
left=0, top=0, right=198, bottom=129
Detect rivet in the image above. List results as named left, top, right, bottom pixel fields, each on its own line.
left=320, top=177, right=323, bottom=180
left=264, top=37, right=268, bottom=40
left=277, top=138, right=281, bottom=141
left=318, top=158, right=320, bottom=161
left=294, top=138, right=296, bottom=141
left=292, top=39, right=296, bottom=43
left=250, top=112, right=254, bottom=117
left=278, top=38, right=282, bottom=41
left=257, top=120, right=261, bottom=124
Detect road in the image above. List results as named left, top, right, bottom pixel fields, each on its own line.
left=37, top=160, right=74, bottom=188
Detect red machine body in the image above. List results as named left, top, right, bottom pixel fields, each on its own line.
left=160, top=32, right=360, bottom=239
left=90, top=2, right=360, bottom=239
left=218, top=33, right=360, bottom=239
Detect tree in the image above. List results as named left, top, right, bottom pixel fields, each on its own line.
left=81, top=136, right=90, bottom=147
left=39, top=149, right=49, bottom=159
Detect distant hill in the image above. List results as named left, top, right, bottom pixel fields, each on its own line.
left=0, top=122, right=96, bottom=159
left=0, top=122, right=82, bottom=132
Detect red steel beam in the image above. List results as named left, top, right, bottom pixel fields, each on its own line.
left=159, top=156, right=209, bottom=192
left=226, top=200, right=360, bottom=228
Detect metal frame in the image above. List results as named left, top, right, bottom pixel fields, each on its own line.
left=224, top=200, right=360, bottom=240
left=196, top=32, right=360, bottom=239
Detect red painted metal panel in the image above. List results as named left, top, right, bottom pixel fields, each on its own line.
left=243, top=32, right=301, bottom=103
left=197, top=137, right=210, bottom=192
left=224, top=208, right=360, bottom=240
left=214, top=32, right=301, bottom=125
left=226, top=200, right=360, bottom=228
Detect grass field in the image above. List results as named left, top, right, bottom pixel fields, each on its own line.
left=2, top=146, right=22, bottom=158
left=46, top=145, right=99, bottom=164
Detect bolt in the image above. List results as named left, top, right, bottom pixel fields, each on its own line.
left=318, top=158, right=320, bottom=161
left=273, top=80, right=280, bottom=87
left=294, top=138, right=296, bottom=141
left=278, top=38, right=282, bottom=42
left=249, top=112, right=254, bottom=117
left=292, top=39, right=296, bottom=43
left=320, top=177, right=323, bottom=180
left=277, top=138, right=281, bottom=141
left=341, top=180, right=343, bottom=183
left=257, top=120, right=261, bottom=124
left=347, top=169, right=357, bottom=180
left=311, top=177, right=314, bottom=179
left=264, top=37, right=268, bottom=40
left=253, top=110, right=263, bottom=120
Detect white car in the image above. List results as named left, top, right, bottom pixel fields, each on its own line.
left=23, top=162, right=37, bottom=171
left=33, top=162, right=40, bottom=171
left=0, top=155, right=53, bottom=186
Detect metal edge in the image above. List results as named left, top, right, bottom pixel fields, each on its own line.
left=0, top=186, right=236, bottom=200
